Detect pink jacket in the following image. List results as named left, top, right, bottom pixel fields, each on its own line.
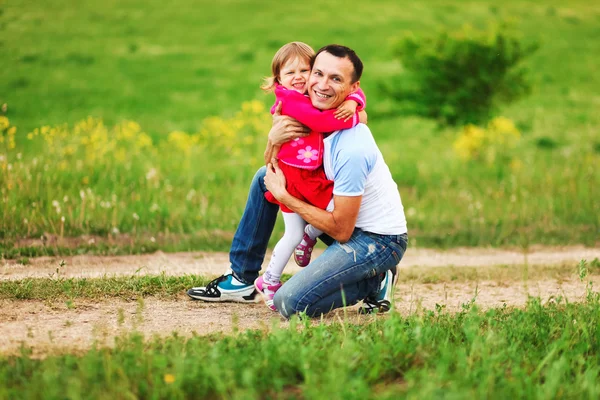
left=271, top=85, right=366, bottom=170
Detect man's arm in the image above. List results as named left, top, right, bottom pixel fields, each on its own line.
left=264, top=159, right=361, bottom=243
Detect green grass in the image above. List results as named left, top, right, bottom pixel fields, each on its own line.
left=2, top=296, right=600, bottom=399
left=1, top=0, right=599, bottom=253
left=0, top=232, right=233, bottom=259
left=0, top=274, right=211, bottom=301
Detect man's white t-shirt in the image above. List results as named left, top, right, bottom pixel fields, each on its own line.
left=322, top=124, right=407, bottom=235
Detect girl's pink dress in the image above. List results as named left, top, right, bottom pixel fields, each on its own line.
left=265, top=85, right=366, bottom=212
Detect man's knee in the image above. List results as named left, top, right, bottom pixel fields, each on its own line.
left=273, top=286, right=295, bottom=319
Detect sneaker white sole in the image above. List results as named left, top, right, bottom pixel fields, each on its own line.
left=187, top=288, right=258, bottom=303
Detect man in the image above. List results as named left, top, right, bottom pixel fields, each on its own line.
left=188, top=44, right=408, bottom=317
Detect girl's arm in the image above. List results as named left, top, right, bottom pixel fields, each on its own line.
left=275, top=86, right=362, bottom=132
left=346, top=88, right=366, bottom=111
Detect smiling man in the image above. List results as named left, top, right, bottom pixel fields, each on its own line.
left=188, top=45, right=408, bottom=317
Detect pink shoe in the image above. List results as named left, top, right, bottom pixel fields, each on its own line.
left=294, top=233, right=317, bottom=267
left=254, top=276, right=282, bottom=311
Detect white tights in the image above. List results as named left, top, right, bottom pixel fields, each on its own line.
left=304, top=199, right=334, bottom=240
left=263, top=212, right=306, bottom=285
left=263, top=200, right=334, bottom=285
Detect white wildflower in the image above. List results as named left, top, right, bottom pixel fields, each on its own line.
left=186, top=189, right=196, bottom=201
left=146, top=168, right=157, bottom=180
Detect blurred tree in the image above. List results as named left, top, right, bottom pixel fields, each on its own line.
left=382, top=22, right=538, bottom=126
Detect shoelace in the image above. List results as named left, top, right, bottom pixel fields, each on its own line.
left=201, top=275, right=227, bottom=296
left=360, top=298, right=391, bottom=314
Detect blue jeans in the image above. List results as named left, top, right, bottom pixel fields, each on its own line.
left=273, top=230, right=408, bottom=318
left=229, top=167, right=408, bottom=316
left=229, top=167, right=280, bottom=284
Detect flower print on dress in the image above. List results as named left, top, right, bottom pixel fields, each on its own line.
left=297, top=146, right=319, bottom=164
left=289, top=138, right=305, bottom=147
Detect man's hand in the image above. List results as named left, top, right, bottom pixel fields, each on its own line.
left=334, top=100, right=358, bottom=122
left=268, top=102, right=310, bottom=145
left=264, top=158, right=288, bottom=201
left=264, top=143, right=281, bottom=165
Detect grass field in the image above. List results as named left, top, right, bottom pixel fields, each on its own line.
left=0, top=257, right=599, bottom=399
left=1, top=0, right=599, bottom=254
left=1, top=2, right=600, bottom=394
left=2, top=294, right=600, bottom=399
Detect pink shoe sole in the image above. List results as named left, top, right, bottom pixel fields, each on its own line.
left=254, top=276, right=282, bottom=311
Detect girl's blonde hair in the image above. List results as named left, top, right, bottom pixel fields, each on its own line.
left=261, top=42, right=315, bottom=92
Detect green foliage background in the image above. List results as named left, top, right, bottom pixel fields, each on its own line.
left=1, top=0, right=599, bottom=253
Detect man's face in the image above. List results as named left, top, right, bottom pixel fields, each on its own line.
left=308, top=51, right=359, bottom=110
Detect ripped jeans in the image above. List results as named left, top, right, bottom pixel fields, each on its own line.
left=273, top=230, right=408, bottom=318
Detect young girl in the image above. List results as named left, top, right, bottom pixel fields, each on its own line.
left=255, top=42, right=367, bottom=310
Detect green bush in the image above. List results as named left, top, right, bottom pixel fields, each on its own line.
left=384, top=23, right=538, bottom=125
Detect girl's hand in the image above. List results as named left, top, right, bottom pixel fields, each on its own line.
left=334, top=100, right=358, bottom=122
left=358, top=110, right=368, bottom=124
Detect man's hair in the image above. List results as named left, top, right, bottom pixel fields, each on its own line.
left=261, top=42, right=315, bottom=92
left=311, top=44, right=363, bottom=83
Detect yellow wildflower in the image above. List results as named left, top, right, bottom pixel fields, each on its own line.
left=453, top=117, right=521, bottom=164
left=510, top=158, right=523, bottom=172
left=0, top=116, right=9, bottom=131
left=64, top=145, right=76, bottom=156
left=164, top=374, right=176, bottom=384
left=136, top=133, right=153, bottom=148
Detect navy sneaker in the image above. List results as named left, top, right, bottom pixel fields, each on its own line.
left=360, top=266, right=398, bottom=314
left=187, top=271, right=257, bottom=303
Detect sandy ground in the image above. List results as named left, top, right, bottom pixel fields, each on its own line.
left=0, top=245, right=598, bottom=356
left=1, top=245, right=598, bottom=280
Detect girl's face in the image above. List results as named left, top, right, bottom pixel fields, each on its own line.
left=278, top=57, right=311, bottom=93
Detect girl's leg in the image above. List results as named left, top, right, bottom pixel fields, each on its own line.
left=263, top=212, right=306, bottom=284
left=304, top=199, right=333, bottom=240
left=294, top=199, right=333, bottom=267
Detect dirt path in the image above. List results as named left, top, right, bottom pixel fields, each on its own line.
left=0, top=245, right=598, bottom=356
left=2, top=245, right=598, bottom=281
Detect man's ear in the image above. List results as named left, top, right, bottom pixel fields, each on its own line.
left=350, top=80, right=360, bottom=93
